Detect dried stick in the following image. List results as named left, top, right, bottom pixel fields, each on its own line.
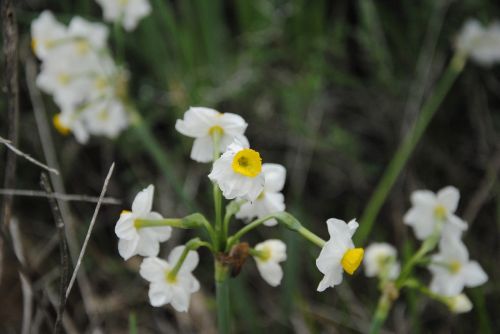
left=40, top=174, right=69, bottom=334
left=65, top=162, right=115, bottom=299
left=0, top=188, right=120, bottom=205
left=0, top=136, right=59, bottom=175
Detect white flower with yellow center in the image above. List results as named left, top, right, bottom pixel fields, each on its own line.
left=31, top=10, right=67, bottom=60
left=253, top=239, right=287, bottom=287
left=208, top=141, right=265, bottom=201
left=83, top=98, right=129, bottom=139
left=316, top=218, right=364, bottom=292
left=456, top=19, right=500, bottom=66
left=175, top=107, right=248, bottom=163
left=363, top=243, right=400, bottom=280
left=96, top=0, right=152, bottom=31
left=115, top=185, right=171, bottom=260
left=403, top=186, right=467, bottom=241
left=446, top=294, right=473, bottom=314
left=67, top=17, right=109, bottom=54
left=139, top=246, right=200, bottom=312
left=429, top=236, right=488, bottom=296
left=236, top=163, right=286, bottom=226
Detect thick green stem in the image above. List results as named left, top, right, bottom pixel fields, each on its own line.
left=215, top=260, right=230, bottom=334
left=355, top=53, right=466, bottom=244
left=369, top=293, right=392, bottom=334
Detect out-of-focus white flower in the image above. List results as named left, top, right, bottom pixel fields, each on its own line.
left=139, top=246, right=200, bottom=312
left=96, top=0, right=152, bottom=31
left=176, top=107, right=248, bottom=163
left=31, top=10, right=67, bottom=60
left=363, top=243, right=400, bottom=280
left=253, top=239, right=287, bottom=287
left=236, top=163, right=286, bottom=226
left=456, top=19, right=500, bottom=66
left=115, top=185, right=171, bottom=260
left=316, top=218, right=364, bottom=292
left=67, top=16, right=109, bottom=52
left=83, top=99, right=130, bottom=139
left=403, top=186, right=467, bottom=240
left=208, top=141, right=265, bottom=201
left=429, top=236, right=488, bottom=296
left=446, top=294, right=473, bottom=314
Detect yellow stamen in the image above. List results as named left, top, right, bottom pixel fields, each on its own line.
left=165, top=270, right=177, bottom=284
left=57, top=73, right=70, bottom=85
left=31, top=38, right=37, bottom=52
left=120, top=210, right=131, bottom=215
left=209, top=125, right=224, bottom=136
left=75, top=40, right=90, bottom=54
left=231, top=148, right=262, bottom=178
left=434, top=204, right=447, bottom=220
left=256, top=191, right=265, bottom=200
left=258, top=246, right=271, bottom=262
left=98, top=110, right=109, bottom=121
left=449, top=261, right=462, bottom=274
left=52, top=114, right=70, bottom=135
left=341, top=248, right=364, bottom=275
left=95, top=77, right=107, bottom=91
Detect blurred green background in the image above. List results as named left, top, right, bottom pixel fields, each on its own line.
left=1, top=0, right=500, bottom=333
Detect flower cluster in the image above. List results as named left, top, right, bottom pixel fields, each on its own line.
left=456, top=19, right=500, bottom=66
left=95, top=0, right=151, bottom=31
left=31, top=11, right=130, bottom=143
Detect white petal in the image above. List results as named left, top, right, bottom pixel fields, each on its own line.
left=118, top=237, right=139, bottom=260
left=462, top=261, right=488, bottom=287
left=149, top=282, right=172, bottom=307
left=190, top=136, right=214, bottom=163
left=439, top=236, right=469, bottom=263
left=430, top=273, right=464, bottom=296
left=317, top=266, right=343, bottom=292
left=262, top=163, right=286, bottom=192
left=168, top=246, right=199, bottom=274
left=115, top=213, right=136, bottom=239
left=132, top=185, right=154, bottom=215
left=256, top=261, right=283, bottom=287
left=175, top=107, right=219, bottom=137
left=410, top=190, right=437, bottom=207
left=326, top=219, right=353, bottom=249
left=171, top=285, right=190, bottom=312
left=217, top=112, right=247, bottom=136
left=140, top=257, right=169, bottom=282
left=136, top=234, right=160, bottom=257
left=437, top=186, right=460, bottom=213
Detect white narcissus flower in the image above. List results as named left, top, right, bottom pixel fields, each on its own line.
left=316, top=218, right=364, bottom=292
left=31, top=10, right=67, bottom=60
left=253, top=239, right=287, bottom=287
left=115, top=185, right=171, bottom=260
left=208, top=141, right=265, bottom=201
left=96, top=0, right=152, bottom=31
left=139, top=246, right=200, bottom=312
left=456, top=19, right=500, bottom=66
left=363, top=243, right=400, bottom=280
left=403, top=186, right=467, bottom=241
left=67, top=16, right=109, bottom=53
left=236, top=163, right=286, bottom=226
left=175, top=107, right=248, bottom=163
left=83, top=99, right=130, bottom=139
left=429, top=236, right=488, bottom=297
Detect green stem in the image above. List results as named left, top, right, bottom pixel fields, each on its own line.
left=355, top=53, right=466, bottom=244
left=222, top=200, right=244, bottom=238
left=113, top=20, right=125, bottom=64
left=226, top=215, right=276, bottom=251
left=169, top=238, right=212, bottom=279
left=131, top=114, right=195, bottom=211
left=212, top=130, right=223, bottom=250
left=369, top=293, right=392, bottom=334
left=215, top=260, right=230, bottom=334
left=297, top=226, right=326, bottom=248
left=134, top=218, right=185, bottom=229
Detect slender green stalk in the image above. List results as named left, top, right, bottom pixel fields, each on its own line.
left=169, top=238, right=212, bottom=279
left=355, top=53, right=466, bottom=244
left=215, top=260, right=230, bottom=334
left=134, top=218, right=185, bottom=229
left=226, top=215, right=275, bottom=251
left=131, top=115, right=195, bottom=211
left=223, top=200, right=244, bottom=238
left=211, top=129, right=223, bottom=249
left=113, top=20, right=125, bottom=64
left=369, top=293, right=392, bottom=334
left=297, top=226, right=326, bottom=248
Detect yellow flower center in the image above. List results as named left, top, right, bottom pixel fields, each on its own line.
left=31, top=38, right=37, bottom=52
left=52, top=114, right=70, bottom=135
left=231, top=148, right=262, bottom=178
left=449, top=261, right=462, bottom=274
left=165, top=270, right=177, bottom=284
left=75, top=40, right=90, bottom=54
left=95, top=77, right=108, bottom=91
left=120, top=210, right=131, bottom=215
left=434, top=204, right=447, bottom=220
left=258, top=246, right=271, bottom=261
left=341, top=248, right=364, bottom=275
left=209, top=125, right=224, bottom=136
left=58, top=73, right=70, bottom=85
left=98, top=109, right=109, bottom=121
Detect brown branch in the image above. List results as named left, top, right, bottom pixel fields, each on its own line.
left=40, top=174, right=70, bottom=334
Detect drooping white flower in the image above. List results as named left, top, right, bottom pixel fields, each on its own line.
left=446, top=294, right=473, bottom=314
left=316, top=218, right=364, bottom=292
left=208, top=141, right=265, bottom=201
left=139, top=246, right=200, bottom=312
left=31, top=10, right=67, bottom=60
left=363, top=243, right=400, bottom=280
left=236, top=163, right=286, bottom=226
left=456, top=19, right=500, bottom=66
left=96, top=0, right=152, bottom=31
left=253, top=239, right=287, bottom=287
left=175, top=107, right=248, bottom=163
left=429, top=236, right=488, bottom=296
left=403, top=186, right=468, bottom=241
left=115, top=185, right=171, bottom=260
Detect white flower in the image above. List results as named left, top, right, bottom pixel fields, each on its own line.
left=447, top=294, right=473, bottom=314
left=31, top=10, right=67, bottom=60
left=139, top=246, right=200, bottom=312
left=403, top=186, right=468, bottom=241
left=208, top=141, right=265, bottom=201
left=83, top=98, right=129, bottom=139
left=429, top=236, right=488, bottom=296
left=67, top=17, right=109, bottom=53
left=236, top=163, right=286, bottom=226
left=363, top=243, right=400, bottom=280
left=456, top=19, right=500, bottom=66
left=253, top=239, right=287, bottom=287
left=96, top=0, right=152, bottom=31
left=175, top=107, right=248, bottom=163
left=115, top=185, right=171, bottom=260
left=316, top=218, right=364, bottom=292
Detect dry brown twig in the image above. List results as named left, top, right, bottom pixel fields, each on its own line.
left=0, top=136, right=59, bottom=175
left=0, top=188, right=120, bottom=205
